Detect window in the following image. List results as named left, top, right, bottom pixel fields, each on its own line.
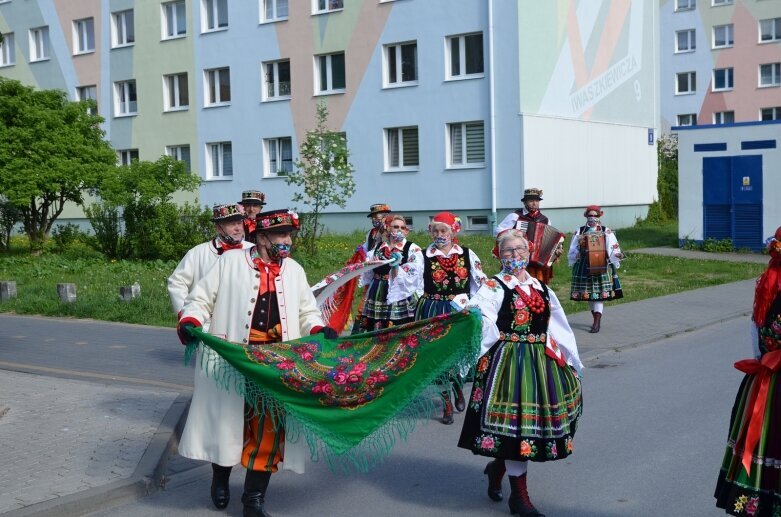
left=760, top=107, right=781, bottom=121
left=713, top=111, right=734, bottom=124
left=202, top=0, right=228, bottom=32
left=112, top=10, right=135, bottom=47
left=264, top=137, right=293, bottom=176
left=315, top=52, right=345, bottom=94
left=76, top=85, right=97, bottom=114
left=262, top=60, right=291, bottom=101
left=468, top=216, right=489, bottom=231
left=675, top=29, right=696, bottom=53
left=759, top=63, right=781, bottom=87
left=164, top=73, right=189, bottom=110
left=262, top=0, right=288, bottom=22
left=385, top=127, right=419, bottom=170
left=677, top=113, right=697, bottom=126
left=166, top=145, right=191, bottom=172
left=712, top=0, right=732, bottom=5
left=206, top=142, right=233, bottom=178
left=675, top=71, right=696, bottom=94
left=446, top=33, right=483, bottom=79
left=760, top=18, right=781, bottom=43
left=163, top=1, right=187, bottom=39
left=73, top=18, right=95, bottom=54
left=403, top=216, right=413, bottom=229
left=205, top=67, right=231, bottom=106
left=675, top=0, right=695, bottom=10
left=114, top=80, right=137, bottom=116
left=712, top=24, right=733, bottom=48
left=29, top=27, right=49, bottom=61
left=384, top=41, right=417, bottom=87
left=0, top=32, right=14, bottom=66
left=313, top=0, right=343, bottom=14
left=117, top=149, right=139, bottom=166
left=712, top=68, right=734, bottom=91
left=447, top=121, right=485, bottom=167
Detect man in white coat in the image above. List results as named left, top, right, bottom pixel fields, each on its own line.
left=178, top=208, right=337, bottom=517
left=167, top=203, right=253, bottom=510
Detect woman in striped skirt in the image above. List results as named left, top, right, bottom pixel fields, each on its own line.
left=459, top=230, right=583, bottom=517
left=388, top=211, right=486, bottom=424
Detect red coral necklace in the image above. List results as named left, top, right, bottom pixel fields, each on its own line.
left=435, top=254, right=459, bottom=271
left=514, top=286, right=545, bottom=314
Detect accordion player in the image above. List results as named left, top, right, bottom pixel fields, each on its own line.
left=512, top=219, right=565, bottom=284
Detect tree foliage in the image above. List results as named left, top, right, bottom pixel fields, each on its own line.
left=0, top=79, right=117, bottom=249
left=643, top=134, right=679, bottom=225
left=286, top=101, right=356, bottom=253
left=0, top=197, right=22, bottom=252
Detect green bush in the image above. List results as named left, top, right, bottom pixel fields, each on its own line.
left=51, top=223, right=86, bottom=252
left=702, top=238, right=734, bottom=252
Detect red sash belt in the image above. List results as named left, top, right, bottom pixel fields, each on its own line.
left=733, top=349, right=781, bottom=475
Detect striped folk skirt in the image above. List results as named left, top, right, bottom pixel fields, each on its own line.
left=714, top=368, right=781, bottom=516
left=570, top=260, right=623, bottom=301
left=359, top=277, right=416, bottom=331
left=457, top=338, right=582, bottom=462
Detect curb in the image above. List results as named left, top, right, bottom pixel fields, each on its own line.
left=4, top=394, right=191, bottom=517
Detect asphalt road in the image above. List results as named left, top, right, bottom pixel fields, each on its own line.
left=88, top=316, right=747, bottom=517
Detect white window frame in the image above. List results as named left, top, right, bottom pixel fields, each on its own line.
left=712, top=0, right=732, bottom=5
left=713, top=111, right=734, bottom=124
left=73, top=18, right=95, bottom=55
left=201, top=0, right=228, bottom=32
left=312, top=0, right=343, bottom=15
left=445, top=32, right=484, bottom=80
left=759, top=63, right=781, bottom=87
left=111, top=10, right=135, bottom=48
left=314, top=52, right=346, bottom=95
left=114, top=80, right=138, bottom=117
left=117, top=149, right=139, bottom=166
left=165, top=145, right=191, bottom=172
left=676, top=113, right=697, bottom=126
left=76, top=85, right=98, bottom=114
left=447, top=121, right=485, bottom=169
left=262, top=59, right=291, bottom=101
left=383, top=41, right=417, bottom=88
left=712, top=24, right=733, bottom=49
left=384, top=126, right=419, bottom=172
left=759, top=18, right=781, bottom=43
left=204, top=67, right=231, bottom=106
left=0, top=32, right=15, bottom=67
left=206, top=141, right=233, bottom=179
left=675, top=71, right=696, bottom=95
left=712, top=67, right=734, bottom=91
left=162, top=1, right=187, bottom=40
left=760, top=107, right=781, bottom=121
left=675, top=29, right=696, bottom=53
left=468, top=215, right=489, bottom=231
left=263, top=137, right=294, bottom=177
left=29, top=26, right=50, bottom=62
left=675, top=0, right=696, bottom=11
left=163, top=73, right=189, bottom=111
left=261, top=0, right=289, bottom=23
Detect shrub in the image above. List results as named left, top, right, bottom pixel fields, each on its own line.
left=86, top=203, right=125, bottom=259
left=51, top=223, right=86, bottom=252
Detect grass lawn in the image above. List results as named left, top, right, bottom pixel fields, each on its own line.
left=0, top=221, right=765, bottom=327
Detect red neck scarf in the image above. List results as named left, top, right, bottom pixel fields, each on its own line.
left=215, top=238, right=243, bottom=254
left=252, top=250, right=281, bottom=294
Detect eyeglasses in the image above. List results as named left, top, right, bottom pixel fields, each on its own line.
left=500, top=246, right=529, bottom=258
left=390, top=224, right=407, bottom=230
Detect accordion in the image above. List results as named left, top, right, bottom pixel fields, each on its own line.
left=514, top=220, right=565, bottom=268
left=580, top=232, right=608, bottom=276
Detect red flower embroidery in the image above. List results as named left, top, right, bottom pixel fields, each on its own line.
left=277, top=359, right=295, bottom=370
left=432, top=269, right=447, bottom=283
left=455, top=266, right=468, bottom=279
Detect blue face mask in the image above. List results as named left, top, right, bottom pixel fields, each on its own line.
left=587, top=216, right=600, bottom=226
left=434, top=236, right=450, bottom=248
left=390, top=230, right=405, bottom=243
left=371, top=219, right=384, bottom=229
left=501, top=258, right=528, bottom=273
left=268, top=243, right=291, bottom=259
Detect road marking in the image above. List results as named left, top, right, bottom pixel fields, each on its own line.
left=11, top=336, right=26, bottom=339
left=109, top=345, right=127, bottom=349
left=75, top=341, right=89, bottom=345
left=0, top=360, right=192, bottom=391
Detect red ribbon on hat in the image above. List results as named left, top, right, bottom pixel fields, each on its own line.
left=733, top=349, right=781, bottom=475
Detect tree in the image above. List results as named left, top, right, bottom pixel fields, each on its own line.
left=0, top=79, right=117, bottom=249
left=286, top=100, right=356, bottom=253
left=0, top=197, right=22, bottom=252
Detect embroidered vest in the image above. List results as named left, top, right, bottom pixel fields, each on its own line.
left=374, top=241, right=413, bottom=277
left=366, top=229, right=382, bottom=254
left=495, top=277, right=550, bottom=338
left=515, top=210, right=549, bottom=225
left=422, top=247, right=472, bottom=296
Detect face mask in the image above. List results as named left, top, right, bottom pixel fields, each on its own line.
left=371, top=219, right=383, bottom=229
left=587, top=216, right=600, bottom=226
left=390, top=230, right=405, bottom=243
left=217, top=224, right=243, bottom=246
left=434, top=236, right=450, bottom=248
left=501, top=257, right=528, bottom=273
left=267, top=242, right=291, bottom=260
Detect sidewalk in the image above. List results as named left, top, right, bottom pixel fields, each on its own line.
left=0, top=248, right=764, bottom=515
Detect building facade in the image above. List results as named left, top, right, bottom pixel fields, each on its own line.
left=661, top=0, right=781, bottom=130
left=0, top=0, right=658, bottom=233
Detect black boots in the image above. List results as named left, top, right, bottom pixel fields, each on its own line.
left=589, top=311, right=602, bottom=333
left=453, top=382, right=466, bottom=412
left=508, top=474, right=545, bottom=516
left=211, top=464, right=232, bottom=510
left=441, top=391, right=454, bottom=424
left=483, top=459, right=506, bottom=502
left=242, top=470, right=272, bottom=517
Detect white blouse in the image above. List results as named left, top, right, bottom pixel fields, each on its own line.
left=567, top=226, right=622, bottom=269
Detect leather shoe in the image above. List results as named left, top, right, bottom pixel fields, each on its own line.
left=210, top=464, right=232, bottom=510
left=453, top=384, right=466, bottom=412
left=242, top=491, right=272, bottom=517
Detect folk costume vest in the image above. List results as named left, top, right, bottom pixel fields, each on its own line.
left=516, top=210, right=549, bottom=225
left=422, top=247, right=473, bottom=299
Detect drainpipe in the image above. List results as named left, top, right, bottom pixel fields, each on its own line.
left=488, top=0, right=498, bottom=233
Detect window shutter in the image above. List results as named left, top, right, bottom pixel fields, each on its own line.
left=402, top=127, right=418, bottom=166
left=223, top=143, right=233, bottom=176
left=465, top=122, right=484, bottom=163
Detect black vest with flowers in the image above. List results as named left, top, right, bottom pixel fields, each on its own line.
left=495, top=277, right=550, bottom=338
left=423, top=247, right=472, bottom=296
left=374, top=241, right=413, bottom=277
